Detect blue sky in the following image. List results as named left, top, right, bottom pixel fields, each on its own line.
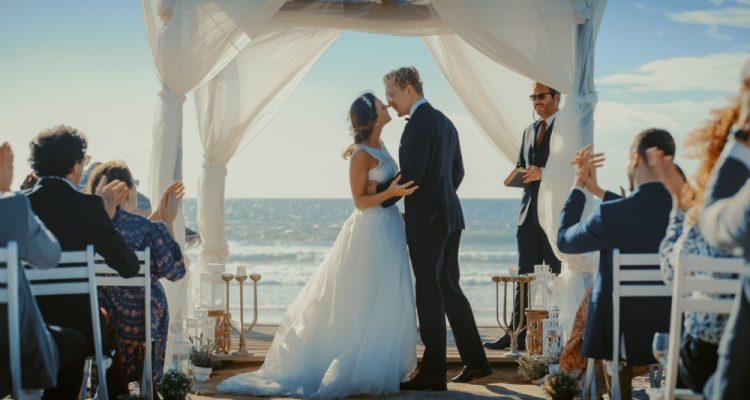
left=1, top=1, right=749, bottom=198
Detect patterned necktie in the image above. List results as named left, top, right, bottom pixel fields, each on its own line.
left=535, top=120, right=547, bottom=148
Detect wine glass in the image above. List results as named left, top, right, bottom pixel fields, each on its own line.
left=652, top=332, right=669, bottom=368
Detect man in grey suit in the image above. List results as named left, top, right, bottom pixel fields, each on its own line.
left=0, top=142, right=86, bottom=399
left=697, top=64, right=750, bottom=400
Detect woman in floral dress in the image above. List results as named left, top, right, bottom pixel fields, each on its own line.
left=86, top=161, right=186, bottom=383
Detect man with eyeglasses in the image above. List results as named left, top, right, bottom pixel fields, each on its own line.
left=484, top=82, right=562, bottom=350
left=23, top=125, right=138, bottom=399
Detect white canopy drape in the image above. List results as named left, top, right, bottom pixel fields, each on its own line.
left=141, top=0, right=607, bottom=366
left=192, top=25, right=340, bottom=309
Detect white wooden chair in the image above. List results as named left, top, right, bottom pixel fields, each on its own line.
left=662, top=254, right=745, bottom=400
left=90, top=249, right=152, bottom=400
left=582, top=250, right=671, bottom=400
left=24, top=245, right=110, bottom=400
left=0, top=241, right=41, bottom=399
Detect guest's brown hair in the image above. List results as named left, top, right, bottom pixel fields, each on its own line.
left=383, top=66, right=423, bottom=96
left=85, top=160, right=134, bottom=194
left=684, top=99, right=740, bottom=223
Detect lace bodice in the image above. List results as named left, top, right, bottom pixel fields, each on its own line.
left=353, top=141, right=399, bottom=184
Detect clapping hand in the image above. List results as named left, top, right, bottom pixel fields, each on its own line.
left=570, top=144, right=605, bottom=197
left=647, top=147, right=694, bottom=210
left=95, top=175, right=130, bottom=219
left=386, top=174, right=418, bottom=197
left=0, top=142, right=13, bottom=192
left=155, top=181, right=185, bottom=224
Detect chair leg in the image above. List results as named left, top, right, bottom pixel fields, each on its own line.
left=80, top=357, right=91, bottom=400
left=582, top=358, right=596, bottom=400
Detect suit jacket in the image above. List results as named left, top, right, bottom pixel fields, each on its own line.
left=0, top=193, right=60, bottom=394
left=557, top=183, right=672, bottom=365
left=380, top=102, right=465, bottom=245
left=24, top=178, right=138, bottom=345
left=516, top=119, right=554, bottom=225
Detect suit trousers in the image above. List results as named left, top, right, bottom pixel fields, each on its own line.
left=409, top=226, right=488, bottom=380
left=42, top=325, right=87, bottom=400
left=704, top=275, right=750, bottom=399
left=514, top=200, right=561, bottom=328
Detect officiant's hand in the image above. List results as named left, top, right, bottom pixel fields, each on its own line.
left=522, top=165, right=542, bottom=183
left=366, top=180, right=377, bottom=195
left=386, top=174, right=418, bottom=197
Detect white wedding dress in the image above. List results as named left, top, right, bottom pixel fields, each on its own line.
left=219, top=142, right=417, bottom=398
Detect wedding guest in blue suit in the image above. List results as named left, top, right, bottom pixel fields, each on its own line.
left=698, top=63, right=750, bottom=400
left=557, top=129, right=675, bottom=398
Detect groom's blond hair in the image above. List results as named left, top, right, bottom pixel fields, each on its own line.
left=384, top=67, right=423, bottom=96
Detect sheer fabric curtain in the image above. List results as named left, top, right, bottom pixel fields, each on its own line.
left=191, top=26, right=340, bottom=309
left=140, top=0, right=284, bottom=369
left=430, top=0, right=605, bottom=333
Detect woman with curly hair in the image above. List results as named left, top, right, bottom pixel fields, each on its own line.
left=650, top=99, right=742, bottom=392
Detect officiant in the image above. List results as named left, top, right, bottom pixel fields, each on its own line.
left=485, top=82, right=562, bottom=350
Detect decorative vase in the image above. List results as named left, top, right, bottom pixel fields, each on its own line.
left=192, top=366, right=212, bottom=382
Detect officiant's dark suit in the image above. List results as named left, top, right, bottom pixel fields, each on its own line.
left=486, top=84, right=561, bottom=350
left=379, top=91, right=488, bottom=385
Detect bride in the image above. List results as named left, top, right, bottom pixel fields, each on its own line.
left=218, top=93, right=419, bottom=398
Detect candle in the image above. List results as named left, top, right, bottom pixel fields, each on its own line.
left=237, top=265, right=246, bottom=276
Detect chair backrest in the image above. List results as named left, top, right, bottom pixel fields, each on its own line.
left=0, top=242, right=24, bottom=399
left=664, top=254, right=745, bottom=399
left=93, top=249, right=152, bottom=400
left=610, top=250, right=670, bottom=400
left=24, top=245, right=109, bottom=400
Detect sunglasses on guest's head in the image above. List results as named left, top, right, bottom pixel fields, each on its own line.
left=529, top=92, right=556, bottom=101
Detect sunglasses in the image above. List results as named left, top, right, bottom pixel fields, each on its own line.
left=529, top=92, right=556, bottom=101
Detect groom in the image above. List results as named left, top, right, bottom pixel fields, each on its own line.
left=378, top=67, right=491, bottom=390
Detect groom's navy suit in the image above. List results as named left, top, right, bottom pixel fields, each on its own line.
left=557, top=183, right=672, bottom=365
left=380, top=100, right=488, bottom=380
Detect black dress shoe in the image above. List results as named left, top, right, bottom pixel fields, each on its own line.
left=400, top=374, right=447, bottom=391
left=483, top=334, right=511, bottom=350
left=451, top=364, right=493, bottom=383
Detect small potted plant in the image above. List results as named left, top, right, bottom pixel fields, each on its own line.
left=543, top=371, right=579, bottom=400
left=189, top=334, right=216, bottom=382
left=157, top=369, right=192, bottom=400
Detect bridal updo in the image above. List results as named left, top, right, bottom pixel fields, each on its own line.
left=342, top=92, right=378, bottom=159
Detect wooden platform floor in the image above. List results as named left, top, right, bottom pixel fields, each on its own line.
left=214, top=324, right=520, bottom=364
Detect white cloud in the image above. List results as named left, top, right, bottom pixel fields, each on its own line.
left=636, top=3, right=654, bottom=12
left=668, top=7, right=750, bottom=29
left=597, top=52, right=750, bottom=92
left=706, top=24, right=732, bottom=40
left=592, top=97, right=736, bottom=191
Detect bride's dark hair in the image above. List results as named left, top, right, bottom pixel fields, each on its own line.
left=342, top=92, right=378, bottom=159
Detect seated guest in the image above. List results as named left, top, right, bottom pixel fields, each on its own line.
left=0, top=142, right=86, bottom=399
left=85, top=161, right=186, bottom=384
left=557, top=129, right=675, bottom=398
left=698, top=63, right=750, bottom=400
left=648, top=101, right=741, bottom=393
left=23, top=126, right=139, bottom=399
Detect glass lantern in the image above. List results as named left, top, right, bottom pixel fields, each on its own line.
left=199, top=263, right=226, bottom=310
left=530, top=264, right=553, bottom=309
left=187, top=309, right=216, bottom=343
left=542, top=306, right=563, bottom=358
left=169, top=323, right=192, bottom=374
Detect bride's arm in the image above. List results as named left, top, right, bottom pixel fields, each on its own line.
left=350, top=151, right=417, bottom=210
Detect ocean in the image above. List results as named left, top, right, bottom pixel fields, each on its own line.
left=183, top=198, right=520, bottom=326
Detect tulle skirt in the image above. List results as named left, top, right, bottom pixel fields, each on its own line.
left=218, top=206, right=417, bottom=398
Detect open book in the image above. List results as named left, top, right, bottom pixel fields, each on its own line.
left=503, top=167, right=528, bottom=188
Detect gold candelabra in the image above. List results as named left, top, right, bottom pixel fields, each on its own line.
left=491, top=274, right=534, bottom=355
left=233, top=266, right=261, bottom=355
